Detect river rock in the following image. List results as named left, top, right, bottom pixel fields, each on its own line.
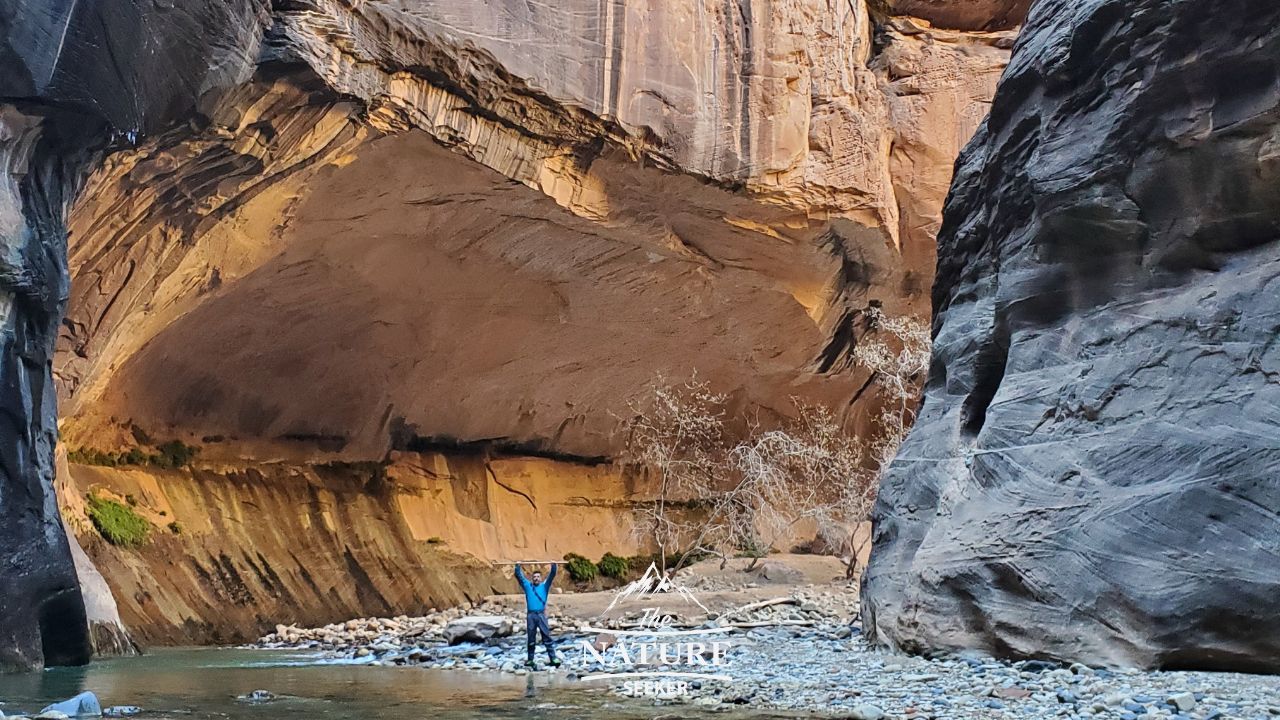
left=845, top=704, right=886, bottom=720
left=863, top=0, right=1280, bottom=671
left=592, top=633, right=618, bottom=652
left=443, top=616, right=514, bottom=645
left=1167, top=692, right=1197, bottom=712
left=39, top=693, right=101, bottom=718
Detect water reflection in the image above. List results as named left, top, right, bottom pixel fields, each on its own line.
left=0, top=648, right=791, bottom=719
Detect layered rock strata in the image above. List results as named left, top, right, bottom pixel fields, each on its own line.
left=1, top=0, right=1024, bottom=666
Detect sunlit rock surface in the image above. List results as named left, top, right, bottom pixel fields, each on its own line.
left=57, top=2, right=1015, bottom=461
left=864, top=0, right=1280, bottom=672
left=3, top=0, right=1020, bottom=658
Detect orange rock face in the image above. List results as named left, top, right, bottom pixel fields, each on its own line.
left=49, top=1, right=1019, bottom=642
left=57, top=2, right=1015, bottom=462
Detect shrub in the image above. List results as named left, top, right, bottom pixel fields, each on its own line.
left=87, top=495, right=150, bottom=548
left=68, top=448, right=119, bottom=467
left=598, top=552, right=629, bottom=579
left=155, top=440, right=198, bottom=468
left=562, top=553, right=598, bottom=582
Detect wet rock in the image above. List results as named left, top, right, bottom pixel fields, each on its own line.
left=39, top=693, right=101, bottom=718
left=236, top=690, right=275, bottom=703
left=864, top=0, right=1280, bottom=672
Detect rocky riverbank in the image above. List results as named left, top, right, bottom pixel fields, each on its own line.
left=253, top=595, right=1280, bottom=719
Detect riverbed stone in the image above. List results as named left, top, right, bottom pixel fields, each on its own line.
left=1167, top=692, right=1197, bottom=712
left=443, top=616, right=513, bottom=645
left=845, top=703, right=886, bottom=720
left=39, top=693, right=100, bottom=718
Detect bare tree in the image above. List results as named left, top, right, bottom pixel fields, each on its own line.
left=620, top=308, right=930, bottom=579
left=620, top=374, right=729, bottom=574
left=852, top=307, right=931, bottom=470
left=726, top=402, right=868, bottom=570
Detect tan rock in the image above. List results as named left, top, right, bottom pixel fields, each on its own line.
left=51, top=1, right=1020, bottom=643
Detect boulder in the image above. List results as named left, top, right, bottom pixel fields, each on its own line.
left=845, top=704, right=886, bottom=720
left=443, top=616, right=513, bottom=645
left=863, top=0, right=1280, bottom=672
left=751, top=562, right=805, bottom=585
left=39, top=693, right=101, bottom=718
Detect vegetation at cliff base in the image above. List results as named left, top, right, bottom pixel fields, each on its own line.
left=562, top=553, right=598, bottom=582
left=598, top=552, right=629, bottom=579
left=68, top=440, right=200, bottom=469
left=86, top=494, right=150, bottom=548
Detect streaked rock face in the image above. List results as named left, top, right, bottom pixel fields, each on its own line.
left=3, top=0, right=1021, bottom=664
left=59, top=453, right=646, bottom=645
left=863, top=0, right=1280, bottom=672
left=881, top=0, right=1030, bottom=31
left=0, top=0, right=268, bottom=672
left=57, top=2, right=1015, bottom=461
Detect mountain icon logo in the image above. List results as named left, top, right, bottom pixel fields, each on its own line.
left=602, top=562, right=709, bottom=615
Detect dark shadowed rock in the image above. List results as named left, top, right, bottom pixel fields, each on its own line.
left=863, top=0, right=1280, bottom=671
left=0, top=0, right=268, bottom=671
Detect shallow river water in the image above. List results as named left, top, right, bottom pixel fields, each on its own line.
left=0, top=648, right=768, bottom=720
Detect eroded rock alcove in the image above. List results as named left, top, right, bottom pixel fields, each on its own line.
left=3, top=0, right=1019, bottom=666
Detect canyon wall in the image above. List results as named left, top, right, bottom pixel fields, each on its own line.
left=56, top=2, right=1017, bottom=462
left=863, top=0, right=1280, bottom=672
left=60, top=453, right=644, bottom=645
left=3, top=0, right=1021, bottom=665
left=0, top=0, right=270, bottom=671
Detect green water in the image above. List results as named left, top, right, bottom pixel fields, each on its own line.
left=0, top=648, right=764, bottom=719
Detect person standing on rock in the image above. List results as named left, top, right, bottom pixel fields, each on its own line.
left=515, top=562, right=560, bottom=668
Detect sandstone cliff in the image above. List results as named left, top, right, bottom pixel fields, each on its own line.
left=56, top=2, right=1015, bottom=462
left=0, top=0, right=275, bottom=672
left=61, top=454, right=646, bottom=645
left=863, top=0, right=1280, bottom=672
left=3, top=0, right=1020, bottom=666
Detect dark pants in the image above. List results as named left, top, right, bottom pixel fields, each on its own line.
left=526, top=610, right=556, bottom=662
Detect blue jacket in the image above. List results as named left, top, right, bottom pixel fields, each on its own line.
left=515, top=564, right=556, bottom=612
